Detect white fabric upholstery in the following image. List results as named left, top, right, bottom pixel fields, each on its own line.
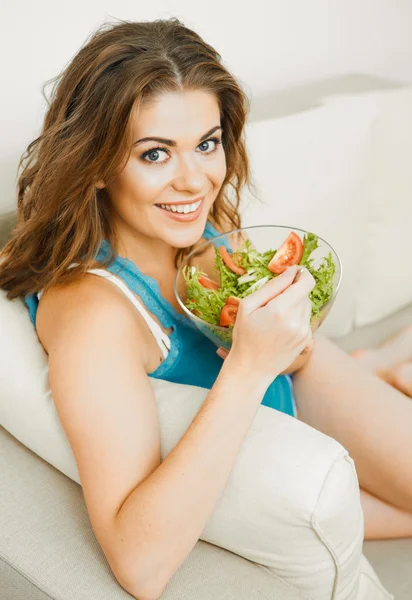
left=352, top=86, right=412, bottom=327
left=242, top=86, right=412, bottom=337
left=0, top=290, right=391, bottom=598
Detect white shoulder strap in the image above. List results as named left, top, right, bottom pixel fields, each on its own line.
left=86, top=268, right=171, bottom=359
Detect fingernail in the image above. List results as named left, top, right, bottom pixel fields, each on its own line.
left=295, top=266, right=307, bottom=281
left=216, top=347, right=228, bottom=359
left=288, top=266, right=303, bottom=282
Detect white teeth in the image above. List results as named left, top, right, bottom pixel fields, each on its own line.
left=157, top=200, right=202, bottom=214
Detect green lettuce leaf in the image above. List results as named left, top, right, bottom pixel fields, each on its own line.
left=299, top=233, right=336, bottom=316
left=183, top=232, right=336, bottom=325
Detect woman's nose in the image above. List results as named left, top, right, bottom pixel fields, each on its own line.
left=172, top=155, right=207, bottom=193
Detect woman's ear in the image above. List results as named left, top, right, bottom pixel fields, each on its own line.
left=95, top=179, right=105, bottom=190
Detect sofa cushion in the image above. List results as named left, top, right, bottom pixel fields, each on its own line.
left=352, top=86, right=412, bottom=327
left=242, top=86, right=412, bottom=338
left=241, top=92, right=381, bottom=338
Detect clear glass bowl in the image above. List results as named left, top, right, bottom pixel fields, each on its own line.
left=174, top=225, right=342, bottom=351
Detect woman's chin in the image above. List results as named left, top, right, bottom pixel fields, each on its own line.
left=164, top=220, right=208, bottom=248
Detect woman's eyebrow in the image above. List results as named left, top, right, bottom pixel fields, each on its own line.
left=133, top=125, right=222, bottom=147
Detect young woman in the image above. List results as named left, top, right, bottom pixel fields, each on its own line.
left=1, top=17, right=412, bottom=599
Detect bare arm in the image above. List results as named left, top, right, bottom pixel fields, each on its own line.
left=38, top=277, right=273, bottom=600
left=113, top=356, right=268, bottom=599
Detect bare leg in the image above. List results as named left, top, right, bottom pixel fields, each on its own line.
left=353, top=338, right=412, bottom=538
left=351, top=324, right=412, bottom=393
left=383, top=362, right=412, bottom=398
left=361, top=488, right=412, bottom=539
left=292, top=332, right=412, bottom=512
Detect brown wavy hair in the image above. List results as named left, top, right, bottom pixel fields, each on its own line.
left=0, top=17, right=253, bottom=300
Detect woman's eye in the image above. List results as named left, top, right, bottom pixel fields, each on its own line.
left=142, top=148, right=169, bottom=164
left=197, top=138, right=220, bottom=153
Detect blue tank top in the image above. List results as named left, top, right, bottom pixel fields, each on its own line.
left=24, top=220, right=296, bottom=417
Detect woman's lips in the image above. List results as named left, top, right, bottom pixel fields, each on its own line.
left=155, top=198, right=204, bottom=222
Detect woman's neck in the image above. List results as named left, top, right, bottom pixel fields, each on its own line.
left=111, top=222, right=178, bottom=276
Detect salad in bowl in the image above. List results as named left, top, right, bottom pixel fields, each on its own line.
left=174, top=225, right=342, bottom=351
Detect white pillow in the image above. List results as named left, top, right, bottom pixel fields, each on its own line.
left=242, top=91, right=386, bottom=337
left=352, top=86, right=412, bottom=327
left=0, top=290, right=391, bottom=599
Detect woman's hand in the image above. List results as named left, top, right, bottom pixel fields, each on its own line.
left=278, top=339, right=315, bottom=374
left=217, top=337, right=315, bottom=375
left=216, top=266, right=316, bottom=385
left=217, top=331, right=314, bottom=375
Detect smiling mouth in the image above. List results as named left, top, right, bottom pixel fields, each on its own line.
left=155, top=198, right=203, bottom=214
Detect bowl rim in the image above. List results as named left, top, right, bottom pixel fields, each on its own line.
left=174, top=224, right=343, bottom=333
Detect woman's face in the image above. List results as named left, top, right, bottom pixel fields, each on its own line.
left=102, top=89, right=227, bottom=253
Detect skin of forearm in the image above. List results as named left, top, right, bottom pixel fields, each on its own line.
left=113, top=356, right=272, bottom=598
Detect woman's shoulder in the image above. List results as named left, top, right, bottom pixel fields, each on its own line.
left=35, top=271, right=148, bottom=360
left=38, top=267, right=115, bottom=311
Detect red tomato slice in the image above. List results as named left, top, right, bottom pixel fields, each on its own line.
left=219, top=246, right=246, bottom=275
left=225, top=295, right=240, bottom=306
left=268, top=232, right=303, bottom=274
left=198, top=275, right=220, bottom=290
left=219, top=303, right=239, bottom=327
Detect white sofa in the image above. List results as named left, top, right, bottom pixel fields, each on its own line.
left=1, top=80, right=412, bottom=599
